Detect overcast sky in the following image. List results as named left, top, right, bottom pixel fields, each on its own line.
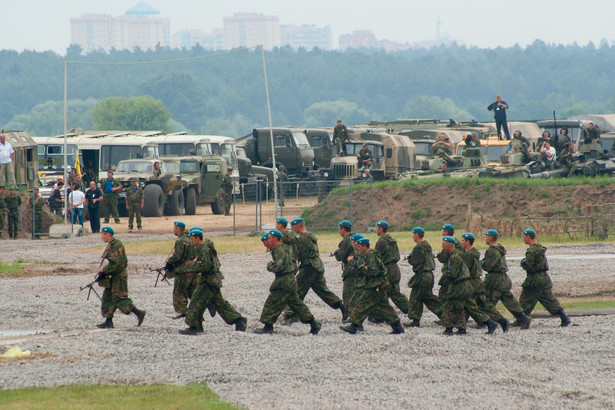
left=2, top=0, right=614, bottom=54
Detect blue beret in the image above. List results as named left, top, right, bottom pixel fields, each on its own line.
left=290, top=218, right=304, bottom=225
left=174, top=221, right=186, bottom=228
left=442, top=224, right=455, bottom=230
left=338, top=220, right=352, bottom=227
left=356, top=237, right=370, bottom=245
left=276, top=217, right=288, bottom=225
left=442, top=236, right=456, bottom=244
left=462, top=232, right=475, bottom=241
left=523, top=228, right=536, bottom=235
left=261, top=233, right=269, bottom=241
left=412, top=226, right=425, bottom=233
left=350, top=234, right=364, bottom=241
left=376, top=220, right=389, bottom=227
left=101, top=226, right=114, bottom=235
left=269, top=229, right=283, bottom=238
left=189, top=227, right=203, bottom=236
left=485, top=229, right=499, bottom=236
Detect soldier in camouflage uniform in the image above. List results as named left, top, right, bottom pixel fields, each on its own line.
left=96, top=226, right=146, bottom=329
left=333, top=220, right=354, bottom=314
left=482, top=229, right=531, bottom=330
left=100, top=171, right=122, bottom=224
left=439, top=236, right=473, bottom=335
left=374, top=220, right=408, bottom=314
left=125, top=178, right=144, bottom=231
left=165, top=221, right=197, bottom=319
left=459, top=232, right=500, bottom=334
left=276, top=166, right=288, bottom=208
left=520, top=229, right=571, bottom=327
left=255, top=230, right=322, bottom=335
left=275, top=217, right=297, bottom=262
left=357, top=143, right=373, bottom=169
left=333, top=118, right=349, bottom=155
left=0, top=185, right=6, bottom=238
left=406, top=227, right=442, bottom=327
left=5, top=186, right=21, bottom=240
left=31, top=187, right=44, bottom=239
left=341, top=234, right=365, bottom=331
left=222, top=168, right=233, bottom=216
left=180, top=227, right=247, bottom=335
left=283, top=218, right=346, bottom=322
left=339, top=238, right=404, bottom=334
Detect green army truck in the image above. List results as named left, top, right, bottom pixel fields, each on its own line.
left=2, top=130, right=38, bottom=190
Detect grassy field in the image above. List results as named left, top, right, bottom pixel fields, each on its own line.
left=0, top=384, right=236, bottom=409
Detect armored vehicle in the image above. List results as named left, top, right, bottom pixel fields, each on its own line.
left=2, top=130, right=38, bottom=190
left=398, top=143, right=488, bottom=180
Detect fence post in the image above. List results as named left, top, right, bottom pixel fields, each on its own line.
left=349, top=179, right=353, bottom=223
left=369, top=179, right=373, bottom=228
left=255, top=180, right=259, bottom=233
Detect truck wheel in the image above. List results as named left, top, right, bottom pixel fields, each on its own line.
left=184, top=187, right=197, bottom=215
left=211, top=188, right=225, bottom=215
left=143, top=184, right=164, bottom=217
left=164, top=189, right=184, bottom=216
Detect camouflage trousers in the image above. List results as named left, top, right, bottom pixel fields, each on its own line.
left=407, top=286, right=442, bottom=321
left=224, top=193, right=232, bottom=215
left=33, top=211, right=42, bottom=238
left=284, top=266, right=341, bottom=318
left=484, top=272, right=523, bottom=316
left=173, top=271, right=198, bottom=315
left=464, top=278, right=499, bottom=324
left=260, top=287, right=314, bottom=325
left=520, top=283, right=562, bottom=316
left=185, top=276, right=242, bottom=329
left=349, top=285, right=400, bottom=325
left=103, top=194, right=119, bottom=222
left=384, top=263, right=409, bottom=313
left=101, top=272, right=135, bottom=318
left=7, top=213, right=18, bottom=238
left=442, top=298, right=469, bottom=329
left=128, top=205, right=141, bottom=230
left=342, top=275, right=361, bottom=315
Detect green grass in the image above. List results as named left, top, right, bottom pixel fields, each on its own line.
left=0, top=384, right=236, bottom=409
left=0, top=261, right=23, bottom=275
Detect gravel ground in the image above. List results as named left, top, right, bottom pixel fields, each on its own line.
left=1, top=237, right=615, bottom=409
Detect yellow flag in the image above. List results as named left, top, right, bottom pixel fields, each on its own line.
left=74, top=150, right=82, bottom=175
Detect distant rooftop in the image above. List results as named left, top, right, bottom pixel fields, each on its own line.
left=125, top=2, right=160, bottom=16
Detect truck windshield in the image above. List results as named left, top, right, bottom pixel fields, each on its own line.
left=101, top=145, right=141, bottom=170
left=414, top=142, right=432, bottom=156
left=116, top=161, right=164, bottom=174
left=220, top=143, right=237, bottom=168
left=292, top=132, right=310, bottom=147
left=180, top=161, right=199, bottom=173
left=164, top=161, right=180, bottom=173
left=196, top=143, right=212, bottom=155
left=160, top=143, right=195, bottom=156
left=486, top=145, right=507, bottom=162
left=40, top=144, right=77, bottom=171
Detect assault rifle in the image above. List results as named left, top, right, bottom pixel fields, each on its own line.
left=79, top=273, right=107, bottom=301
left=151, top=267, right=171, bottom=287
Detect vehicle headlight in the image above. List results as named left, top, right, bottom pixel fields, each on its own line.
left=323, top=171, right=329, bottom=178
left=139, top=181, right=145, bottom=188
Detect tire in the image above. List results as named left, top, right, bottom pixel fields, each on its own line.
left=142, top=184, right=164, bottom=217
left=184, top=187, right=197, bottom=215
left=211, top=188, right=225, bottom=215
left=164, top=189, right=184, bottom=216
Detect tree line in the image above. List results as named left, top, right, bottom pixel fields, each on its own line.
left=1, top=40, right=615, bottom=137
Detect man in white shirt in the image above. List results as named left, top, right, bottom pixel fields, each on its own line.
left=0, top=134, right=16, bottom=185
left=69, top=183, right=86, bottom=227
left=540, top=141, right=557, bottom=169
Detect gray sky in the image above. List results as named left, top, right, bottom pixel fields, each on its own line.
left=2, top=0, right=614, bottom=54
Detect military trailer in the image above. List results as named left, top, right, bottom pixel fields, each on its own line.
left=1, top=130, right=38, bottom=190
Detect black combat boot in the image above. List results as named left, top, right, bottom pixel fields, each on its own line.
left=234, top=317, right=247, bottom=332
left=390, top=321, right=405, bottom=334
left=173, top=313, right=186, bottom=320
left=406, top=319, right=420, bottom=328
left=485, top=319, right=498, bottom=335
left=357, top=324, right=364, bottom=332
left=456, top=328, right=467, bottom=335
left=557, top=309, right=571, bottom=327
left=443, top=327, right=454, bottom=336
left=513, top=312, right=531, bottom=330
left=309, top=320, right=322, bottom=335
left=96, top=317, right=114, bottom=329
left=197, top=323, right=204, bottom=333
left=132, top=308, right=146, bottom=326
left=333, top=301, right=348, bottom=321
left=498, top=318, right=509, bottom=333
left=179, top=327, right=199, bottom=335
left=339, top=323, right=359, bottom=334
left=254, top=324, right=274, bottom=334
left=368, top=316, right=384, bottom=324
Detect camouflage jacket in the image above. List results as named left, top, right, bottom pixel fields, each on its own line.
left=333, top=233, right=353, bottom=270
left=0, top=193, right=4, bottom=210
left=342, top=249, right=361, bottom=280
left=375, top=234, right=400, bottom=265
left=281, top=230, right=298, bottom=262
left=481, top=244, right=508, bottom=274
left=357, top=148, right=373, bottom=164
left=521, top=243, right=553, bottom=289
left=437, top=237, right=461, bottom=263
left=462, top=247, right=483, bottom=279
left=296, top=231, right=324, bottom=273
left=100, top=178, right=121, bottom=196
left=101, top=238, right=128, bottom=276
left=439, top=249, right=472, bottom=300
left=333, top=124, right=349, bottom=142
left=222, top=174, right=233, bottom=195
left=167, top=231, right=196, bottom=273
left=31, top=193, right=44, bottom=212
left=125, top=186, right=144, bottom=207
left=5, top=195, right=21, bottom=215
left=267, top=245, right=298, bottom=292
left=408, top=240, right=435, bottom=274
left=192, top=239, right=223, bottom=287
left=356, top=249, right=388, bottom=289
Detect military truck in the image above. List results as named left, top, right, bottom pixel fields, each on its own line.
left=114, top=158, right=183, bottom=217
left=2, top=130, right=38, bottom=190
left=304, top=128, right=334, bottom=169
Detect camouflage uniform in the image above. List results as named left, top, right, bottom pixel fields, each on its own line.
left=439, top=249, right=473, bottom=330
left=558, top=147, right=577, bottom=176
left=376, top=234, right=409, bottom=313
left=167, top=231, right=197, bottom=315
left=276, top=169, right=288, bottom=207
left=407, top=240, right=442, bottom=320
left=281, top=230, right=298, bottom=263
left=481, top=244, right=524, bottom=316
left=125, top=185, right=144, bottom=230
left=348, top=250, right=400, bottom=325
left=341, top=250, right=362, bottom=315
left=334, top=232, right=354, bottom=312
left=101, top=177, right=121, bottom=223
left=357, top=147, right=373, bottom=169
left=100, top=238, right=135, bottom=318
left=0, top=189, right=5, bottom=235
left=462, top=247, right=503, bottom=324
left=260, top=244, right=315, bottom=325
left=519, top=243, right=563, bottom=315
left=31, top=192, right=44, bottom=238
left=184, top=239, right=243, bottom=329
left=5, top=193, right=21, bottom=239
left=333, top=123, right=349, bottom=154
left=222, top=174, right=233, bottom=215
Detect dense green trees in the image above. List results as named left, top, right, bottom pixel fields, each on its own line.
left=91, top=96, right=172, bottom=132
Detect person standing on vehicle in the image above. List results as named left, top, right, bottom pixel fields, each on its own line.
left=487, top=95, right=510, bottom=140
left=333, top=118, right=349, bottom=155
left=125, top=178, right=144, bottom=232
left=101, top=171, right=122, bottom=224
left=222, top=168, right=233, bottom=216
left=85, top=181, right=103, bottom=233
left=0, top=134, right=16, bottom=186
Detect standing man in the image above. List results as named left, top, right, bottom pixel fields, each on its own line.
left=255, top=230, right=322, bottom=335
left=339, top=238, right=405, bottom=334
left=0, top=185, right=6, bottom=238
left=482, top=229, right=532, bottom=329
left=276, top=165, right=288, bottom=208
left=49, top=181, right=64, bottom=215
left=85, top=181, right=103, bottom=234
left=165, top=221, right=197, bottom=320
left=333, top=118, right=349, bottom=155
left=439, top=236, right=473, bottom=335
left=222, top=168, right=233, bottom=216
left=125, top=178, right=144, bottom=232
left=5, top=186, right=21, bottom=240
left=101, top=171, right=122, bottom=224
left=487, top=95, right=510, bottom=140
left=0, top=134, right=16, bottom=185
left=357, top=143, right=373, bottom=169
left=406, top=226, right=442, bottom=327
left=96, top=226, right=146, bottom=329
left=520, top=229, right=571, bottom=327
left=31, top=187, right=44, bottom=239
left=152, top=161, right=162, bottom=179
left=69, top=183, right=86, bottom=228
left=341, top=234, right=364, bottom=327
left=375, top=220, right=409, bottom=314
left=180, top=227, right=247, bottom=335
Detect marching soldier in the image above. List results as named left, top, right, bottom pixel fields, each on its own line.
left=439, top=236, right=473, bottom=335
left=5, top=186, right=21, bottom=240
left=275, top=217, right=297, bottom=262
left=374, top=220, right=409, bottom=314
left=333, top=220, right=354, bottom=314
left=341, top=234, right=365, bottom=330
left=165, top=221, right=197, bottom=319
left=125, top=178, right=144, bottom=232
left=31, top=187, right=44, bottom=239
